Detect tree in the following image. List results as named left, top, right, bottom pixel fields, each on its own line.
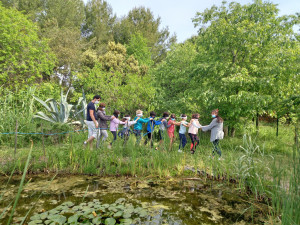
left=73, top=41, right=155, bottom=113
left=153, top=42, right=198, bottom=114
left=113, top=7, right=176, bottom=63
left=191, top=0, right=300, bottom=135
left=37, top=0, right=85, bottom=86
left=0, top=3, right=55, bottom=90
left=126, top=33, right=153, bottom=67
left=82, top=0, right=116, bottom=54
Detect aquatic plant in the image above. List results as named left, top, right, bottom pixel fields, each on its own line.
left=27, top=199, right=150, bottom=225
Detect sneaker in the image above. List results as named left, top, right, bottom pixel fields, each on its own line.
left=191, top=150, right=195, bottom=154
left=83, top=141, right=87, bottom=147
left=178, top=149, right=182, bottom=153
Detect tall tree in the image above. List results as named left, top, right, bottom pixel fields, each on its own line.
left=113, top=6, right=176, bottom=63
left=191, top=0, right=300, bottom=135
left=0, top=2, right=55, bottom=90
left=82, top=0, right=116, bottom=54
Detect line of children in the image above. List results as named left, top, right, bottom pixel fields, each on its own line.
left=93, top=106, right=224, bottom=158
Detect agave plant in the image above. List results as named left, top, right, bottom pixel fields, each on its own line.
left=33, top=89, right=86, bottom=124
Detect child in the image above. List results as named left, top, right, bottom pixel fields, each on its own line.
left=133, top=110, right=150, bottom=144
left=167, top=114, right=181, bottom=150
left=110, top=110, right=126, bottom=145
left=188, top=113, right=202, bottom=154
left=144, top=111, right=165, bottom=148
left=118, top=115, right=140, bottom=141
left=96, top=103, right=114, bottom=147
left=178, top=114, right=190, bottom=152
left=158, top=112, right=171, bottom=145
left=201, top=109, right=224, bottom=158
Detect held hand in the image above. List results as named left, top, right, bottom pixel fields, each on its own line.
left=161, top=119, right=165, bottom=122
left=136, top=117, right=140, bottom=121
left=111, top=116, right=116, bottom=120
left=150, top=118, right=153, bottom=120
left=95, top=122, right=98, bottom=128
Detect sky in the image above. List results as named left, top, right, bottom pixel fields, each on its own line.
left=84, top=0, right=300, bottom=42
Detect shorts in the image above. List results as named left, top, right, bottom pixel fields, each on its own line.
left=85, top=120, right=97, bottom=138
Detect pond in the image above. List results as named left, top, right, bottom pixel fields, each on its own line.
left=0, top=175, right=269, bottom=224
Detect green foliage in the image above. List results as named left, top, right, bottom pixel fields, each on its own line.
left=153, top=42, right=198, bottom=114
left=74, top=63, right=154, bottom=114
left=126, top=33, right=153, bottom=67
left=0, top=3, right=55, bottom=90
left=190, top=1, right=300, bottom=126
left=33, top=89, right=86, bottom=125
left=113, top=6, right=176, bottom=63
left=83, top=0, right=116, bottom=54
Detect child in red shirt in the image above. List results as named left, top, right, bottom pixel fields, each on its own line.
left=167, top=114, right=181, bottom=150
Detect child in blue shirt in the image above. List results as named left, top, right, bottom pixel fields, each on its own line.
left=144, top=111, right=165, bottom=147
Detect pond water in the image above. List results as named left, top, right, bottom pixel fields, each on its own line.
left=0, top=175, right=268, bottom=224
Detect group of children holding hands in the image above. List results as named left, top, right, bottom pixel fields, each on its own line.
left=84, top=96, right=224, bottom=157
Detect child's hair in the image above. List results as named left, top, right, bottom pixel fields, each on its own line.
left=192, top=113, right=200, bottom=119
left=97, top=103, right=106, bottom=111
left=163, top=112, right=170, bottom=117
left=136, top=109, right=143, bottom=114
left=170, top=113, right=176, bottom=119
left=124, top=114, right=130, bottom=118
left=113, top=110, right=120, bottom=118
left=181, top=114, right=187, bottom=118
left=150, top=111, right=156, bottom=117
left=212, top=109, right=223, bottom=123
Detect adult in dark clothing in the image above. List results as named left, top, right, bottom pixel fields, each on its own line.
left=84, top=95, right=101, bottom=149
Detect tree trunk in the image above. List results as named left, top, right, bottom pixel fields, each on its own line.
left=224, top=126, right=229, bottom=137
left=231, top=127, right=236, bottom=137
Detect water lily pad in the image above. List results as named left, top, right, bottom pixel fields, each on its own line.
left=44, top=220, right=51, bottom=225
left=47, top=214, right=66, bottom=224
left=108, top=206, right=118, bottom=212
left=67, top=214, right=79, bottom=223
left=62, top=201, right=74, bottom=207
left=122, top=212, right=131, bottom=219
left=40, top=212, right=48, bottom=220
left=102, top=204, right=110, bottom=208
left=113, top=211, right=123, bottom=217
left=119, top=218, right=133, bottom=225
left=30, top=214, right=41, bottom=221
left=139, top=210, right=148, bottom=217
left=92, top=217, right=102, bottom=225
left=105, top=218, right=116, bottom=225
left=28, top=220, right=43, bottom=225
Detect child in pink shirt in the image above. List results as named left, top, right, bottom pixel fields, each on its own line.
left=110, top=110, right=125, bottom=144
